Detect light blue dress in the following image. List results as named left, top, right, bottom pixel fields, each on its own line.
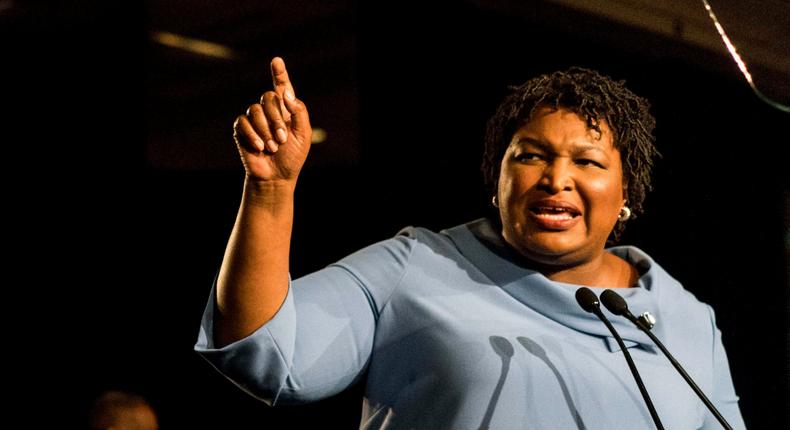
left=195, top=218, right=745, bottom=429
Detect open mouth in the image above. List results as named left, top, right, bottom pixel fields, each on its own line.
left=529, top=205, right=581, bottom=220
left=527, top=201, right=582, bottom=229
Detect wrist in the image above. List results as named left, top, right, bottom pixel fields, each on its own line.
left=242, top=177, right=296, bottom=209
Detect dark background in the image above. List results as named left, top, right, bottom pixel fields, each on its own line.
left=5, top=0, right=787, bottom=428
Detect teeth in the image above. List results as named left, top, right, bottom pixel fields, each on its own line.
left=535, top=213, right=573, bottom=220
left=530, top=205, right=579, bottom=219
left=535, top=207, right=574, bottom=213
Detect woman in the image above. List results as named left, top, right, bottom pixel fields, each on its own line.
left=88, top=390, right=159, bottom=430
left=195, top=57, right=745, bottom=429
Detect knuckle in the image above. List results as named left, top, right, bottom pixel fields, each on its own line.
left=260, top=91, right=277, bottom=104
left=292, top=99, right=307, bottom=113
left=246, top=104, right=262, bottom=116
left=257, top=123, right=273, bottom=139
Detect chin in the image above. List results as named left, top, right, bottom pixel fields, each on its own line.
left=519, top=231, right=591, bottom=263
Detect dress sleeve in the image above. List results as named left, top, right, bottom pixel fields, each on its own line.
left=701, top=305, right=747, bottom=429
left=194, top=232, right=415, bottom=405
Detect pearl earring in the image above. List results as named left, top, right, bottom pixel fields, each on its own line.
left=618, top=206, right=632, bottom=221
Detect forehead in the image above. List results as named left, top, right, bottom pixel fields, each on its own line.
left=512, top=107, right=614, bottom=149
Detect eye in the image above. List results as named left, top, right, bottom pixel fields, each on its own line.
left=576, top=158, right=605, bottom=168
left=514, top=152, right=543, bottom=162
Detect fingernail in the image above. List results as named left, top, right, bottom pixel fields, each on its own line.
left=276, top=128, right=288, bottom=143
left=256, top=138, right=266, bottom=151
left=267, top=140, right=278, bottom=152
left=284, top=89, right=295, bottom=101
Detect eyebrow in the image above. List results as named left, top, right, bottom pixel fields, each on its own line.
left=515, top=137, right=608, bottom=155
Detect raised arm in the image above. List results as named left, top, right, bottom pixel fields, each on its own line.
left=214, top=57, right=312, bottom=347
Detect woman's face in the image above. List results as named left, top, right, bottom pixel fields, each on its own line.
left=497, top=107, right=625, bottom=267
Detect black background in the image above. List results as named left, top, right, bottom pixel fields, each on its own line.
left=5, top=1, right=787, bottom=428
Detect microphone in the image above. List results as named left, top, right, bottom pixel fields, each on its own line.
left=575, top=287, right=665, bottom=430
left=600, top=289, right=734, bottom=430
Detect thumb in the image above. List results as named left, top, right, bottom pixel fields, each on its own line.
left=282, top=89, right=311, bottom=138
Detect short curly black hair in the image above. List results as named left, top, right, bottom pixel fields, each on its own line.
left=481, top=67, right=659, bottom=242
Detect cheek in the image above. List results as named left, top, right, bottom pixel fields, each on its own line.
left=584, top=175, right=625, bottom=217
left=497, top=167, right=532, bottom=228
left=498, top=165, right=537, bottom=199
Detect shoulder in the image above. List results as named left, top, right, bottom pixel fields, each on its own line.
left=610, top=246, right=721, bottom=350
left=397, top=225, right=460, bottom=251
left=333, top=221, right=470, bottom=271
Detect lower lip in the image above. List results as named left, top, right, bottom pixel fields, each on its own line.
left=527, top=211, right=582, bottom=230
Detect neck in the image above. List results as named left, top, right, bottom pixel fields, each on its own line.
left=538, top=255, right=605, bottom=284
left=468, top=219, right=637, bottom=288
left=531, top=250, right=637, bottom=288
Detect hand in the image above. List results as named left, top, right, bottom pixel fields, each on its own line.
left=233, top=57, right=312, bottom=184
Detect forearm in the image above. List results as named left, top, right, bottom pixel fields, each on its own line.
left=214, top=178, right=296, bottom=347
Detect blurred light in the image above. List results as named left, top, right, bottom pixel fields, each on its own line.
left=311, top=128, right=327, bottom=144
left=702, top=0, right=789, bottom=113
left=151, top=31, right=237, bottom=60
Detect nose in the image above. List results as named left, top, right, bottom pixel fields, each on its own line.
left=538, top=159, right=573, bottom=194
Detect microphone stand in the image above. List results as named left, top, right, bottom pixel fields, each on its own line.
left=575, top=288, right=665, bottom=430
left=600, top=289, right=734, bottom=430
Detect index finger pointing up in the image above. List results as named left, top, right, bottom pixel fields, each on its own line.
left=271, top=57, right=295, bottom=100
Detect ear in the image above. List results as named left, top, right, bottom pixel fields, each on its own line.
left=621, top=180, right=628, bottom=202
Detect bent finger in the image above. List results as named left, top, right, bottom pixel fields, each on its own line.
left=247, top=103, right=280, bottom=152
left=234, top=115, right=265, bottom=152
left=261, top=92, right=289, bottom=144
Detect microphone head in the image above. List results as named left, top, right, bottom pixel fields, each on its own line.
left=600, top=289, right=629, bottom=316
left=575, top=287, right=600, bottom=314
